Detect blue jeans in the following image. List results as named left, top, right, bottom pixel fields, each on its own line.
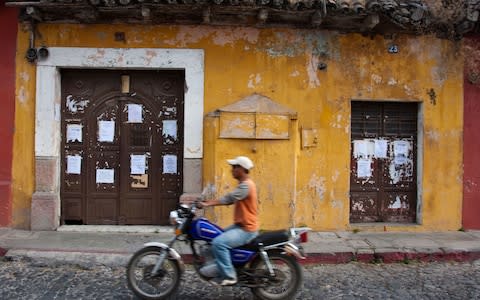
left=211, top=224, right=258, bottom=280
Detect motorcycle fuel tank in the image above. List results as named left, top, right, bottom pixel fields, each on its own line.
left=189, top=218, right=256, bottom=265
left=189, top=218, right=224, bottom=241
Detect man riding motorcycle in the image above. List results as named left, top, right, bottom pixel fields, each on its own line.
left=200, top=156, right=259, bottom=286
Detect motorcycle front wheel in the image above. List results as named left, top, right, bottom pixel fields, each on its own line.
left=127, top=246, right=181, bottom=300
left=250, top=252, right=303, bottom=300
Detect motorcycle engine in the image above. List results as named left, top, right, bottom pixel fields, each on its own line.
left=199, top=244, right=219, bottom=278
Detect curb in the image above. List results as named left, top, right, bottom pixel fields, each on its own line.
left=3, top=249, right=480, bottom=267
left=303, top=251, right=480, bottom=264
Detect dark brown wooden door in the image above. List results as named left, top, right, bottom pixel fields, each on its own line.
left=350, top=102, right=418, bottom=223
left=61, top=70, right=184, bottom=225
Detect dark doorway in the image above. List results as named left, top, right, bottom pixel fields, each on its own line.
left=350, top=101, right=418, bottom=223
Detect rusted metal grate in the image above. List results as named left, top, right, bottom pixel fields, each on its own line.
left=352, top=102, right=417, bottom=138
left=351, top=102, right=382, bottom=138
left=383, top=103, right=417, bottom=137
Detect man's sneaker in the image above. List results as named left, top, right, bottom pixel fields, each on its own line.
left=210, top=277, right=238, bottom=286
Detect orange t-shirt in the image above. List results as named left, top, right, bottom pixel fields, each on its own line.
left=233, top=178, right=258, bottom=232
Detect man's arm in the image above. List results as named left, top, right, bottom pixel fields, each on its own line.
left=201, top=182, right=249, bottom=207
left=201, top=198, right=223, bottom=207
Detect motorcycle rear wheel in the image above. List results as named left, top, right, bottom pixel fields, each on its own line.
left=127, top=246, right=181, bottom=300
left=250, top=252, right=303, bottom=300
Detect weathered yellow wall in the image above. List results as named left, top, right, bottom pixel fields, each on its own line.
left=11, top=24, right=36, bottom=228
left=204, top=114, right=299, bottom=230
left=13, top=23, right=463, bottom=231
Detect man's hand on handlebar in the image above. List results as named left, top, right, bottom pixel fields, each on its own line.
left=196, top=198, right=220, bottom=208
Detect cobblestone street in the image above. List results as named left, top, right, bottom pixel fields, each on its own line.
left=0, top=259, right=479, bottom=300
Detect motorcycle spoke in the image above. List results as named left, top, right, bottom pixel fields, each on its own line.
left=135, top=258, right=173, bottom=290
left=127, top=248, right=181, bottom=299
left=258, top=264, right=291, bottom=291
left=251, top=253, right=302, bottom=300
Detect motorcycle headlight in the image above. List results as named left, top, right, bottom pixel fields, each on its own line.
left=169, top=210, right=179, bottom=225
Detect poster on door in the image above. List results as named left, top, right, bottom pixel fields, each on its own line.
left=66, top=155, right=82, bottom=174
left=130, top=154, right=146, bottom=175
left=163, top=154, right=177, bottom=174
left=96, top=169, right=115, bottom=184
left=357, top=158, right=372, bottom=178
left=128, top=104, right=143, bottom=123
left=98, top=120, right=115, bottom=142
left=66, top=124, right=82, bottom=143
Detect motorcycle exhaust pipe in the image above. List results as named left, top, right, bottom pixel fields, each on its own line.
left=284, top=243, right=307, bottom=260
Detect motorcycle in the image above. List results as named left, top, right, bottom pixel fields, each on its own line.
left=126, top=201, right=310, bottom=300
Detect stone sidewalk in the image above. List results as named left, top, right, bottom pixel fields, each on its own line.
left=1, top=227, right=480, bottom=267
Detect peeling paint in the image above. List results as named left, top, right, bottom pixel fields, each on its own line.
left=330, top=114, right=343, bottom=129
left=389, top=195, right=408, bottom=209
left=332, top=170, right=340, bottom=182
left=307, top=174, right=326, bottom=202
left=18, top=86, right=27, bottom=104
left=404, top=84, right=414, bottom=96
left=431, top=66, right=446, bottom=85
left=331, top=199, right=343, bottom=209
left=66, top=95, right=90, bottom=113
left=304, top=32, right=332, bottom=58
left=465, top=179, right=478, bottom=193
left=371, top=74, right=383, bottom=84
left=86, top=49, right=106, bottom=63
left=163, top=26, right=260, bottom=47
left=144, top=50, right=157, bottom=66
left=388, top=78, right=398, bottom=85
left=306, top=51, right=320, bottom=88
left=19, top=72, right=29, bottom=82
left=247, top=73, right=262, bottom=88
left=290, top=70, right=300, bottom=77
left=253, top=30, right=332, bottom=58
left=425, top=130, right=440, bottom=142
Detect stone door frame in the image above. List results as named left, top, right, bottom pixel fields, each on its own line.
left=32, top=47, right=204, bottom=230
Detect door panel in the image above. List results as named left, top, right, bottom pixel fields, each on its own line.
left=350, top=191, right=379, bottom=222
left=87, top=151, right=120, bottom=224
left=350, top=102, right=417, bottom=223
left=382, top=191, right=416, bottom=222
left=61, top=70, right=184, bottom=225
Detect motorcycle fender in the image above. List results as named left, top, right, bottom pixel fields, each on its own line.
left=143, top=242, right=185, bottom=272
left=283, top=242, right=307, bottom=260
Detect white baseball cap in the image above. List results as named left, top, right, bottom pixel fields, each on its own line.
left=227, top=156, right=254, bottom=170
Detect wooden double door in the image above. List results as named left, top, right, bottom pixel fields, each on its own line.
left=60, top=70, right=184, bottom=225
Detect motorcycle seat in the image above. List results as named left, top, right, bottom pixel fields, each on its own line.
left=237, top=230, right=289, bottom=251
